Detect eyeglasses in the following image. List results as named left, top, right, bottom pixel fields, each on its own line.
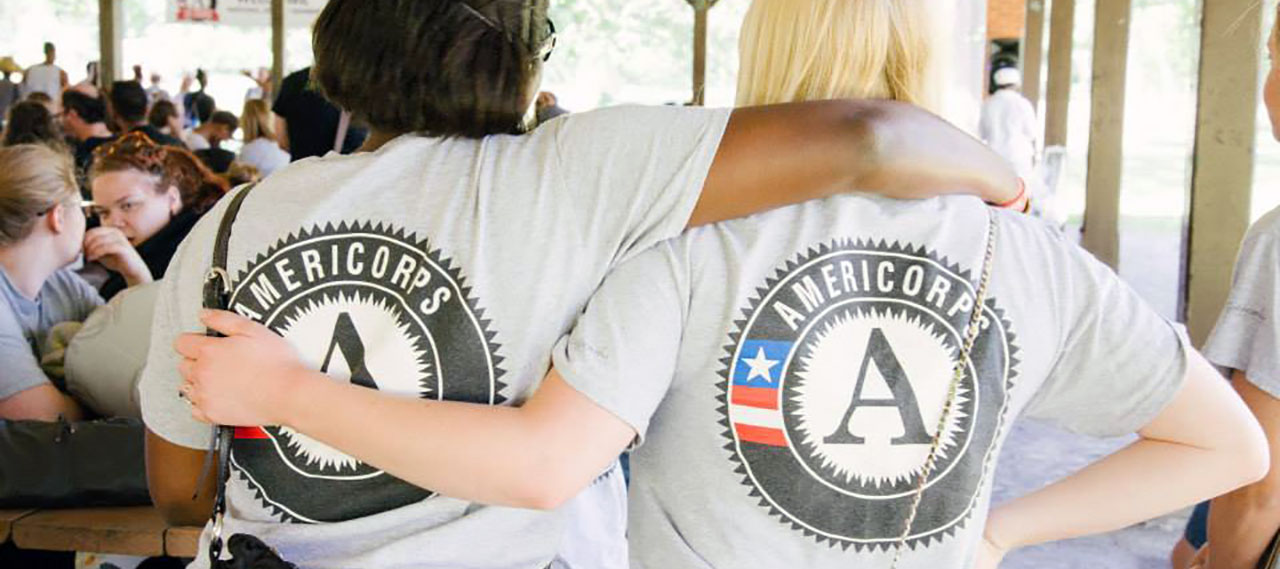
left=34, top=197, right=91, bottom=219
left=535, top=18, right=557, bottom=63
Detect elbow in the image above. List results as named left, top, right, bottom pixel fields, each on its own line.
left=1228, top=421, right=1272, bottom=491
left=834, top=100, right=940, bottom=195
left=509, top=476, right=578, bottom=511
left=507, top=450, right=589, bottom=511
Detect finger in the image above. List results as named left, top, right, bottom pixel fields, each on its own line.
left=177, top=356, right=197, bottom=381
left=83, top=233, right=105, bottom=253
left=174, top=334, right=213, bottom=360
left=190, top=405, right=212, bottom=424
left=200, top=309, right=266, bottom=338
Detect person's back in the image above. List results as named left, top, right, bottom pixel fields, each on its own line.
left=560, top=194, right=1186, bottom=567
left=22, top=63, right=62, bottom=100
left=21, top=44, right=65, bottom=101
left=979, top=72, right=1038, bottom=180
left=142, top=103, right=728, bottom=566
left=273, top=67, right=367, bottom=160
left=544, top=2, right=1187, bottom=566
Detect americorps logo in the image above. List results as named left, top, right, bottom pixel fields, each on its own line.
left=719, top=240, right=1018, bottom=551
left=225, top=222, right=504, bottom=523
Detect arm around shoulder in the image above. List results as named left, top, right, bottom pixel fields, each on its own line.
left=690, top=100, right=1020, bottom=227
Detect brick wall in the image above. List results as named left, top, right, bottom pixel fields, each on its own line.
left=988, top=0, right=1025, bottom=40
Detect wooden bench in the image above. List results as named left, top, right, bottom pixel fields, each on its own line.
left=0, top=509, right=35, bottom=543
left=6, top=507, right=201, bottom=558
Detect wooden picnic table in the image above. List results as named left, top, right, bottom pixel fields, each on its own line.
left=0, top=509, right=35, bottom=543
left=8, top=507, right=200, bottom=558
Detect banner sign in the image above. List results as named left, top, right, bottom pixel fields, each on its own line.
left=168, top=0, right=325, bottom=28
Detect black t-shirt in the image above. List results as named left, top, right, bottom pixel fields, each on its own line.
left=98, top=208, right=203, bottom=300
left=195, top=147, right=236, bottom=174
left=129, top=125, right=185, bottom=149
left=74, top=135, right=117, bottom=195
left=272, top=67, right=367, bottom=161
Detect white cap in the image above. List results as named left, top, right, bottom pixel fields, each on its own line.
left=993, top=67, right=1022, bottom=87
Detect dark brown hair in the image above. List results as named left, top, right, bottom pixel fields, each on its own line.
left=312, top=0, right=551, bottom=139
left=91, top=132, right=229, bottom=214
left=3, top=101, right=64, bottom=148
left=147, top=99, right=178, bottom=130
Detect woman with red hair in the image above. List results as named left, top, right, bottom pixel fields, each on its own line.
left=88, top=132, right=227, bottom=299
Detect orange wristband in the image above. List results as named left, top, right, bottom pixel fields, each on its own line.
left=994, top=178, right=1027, bottom=209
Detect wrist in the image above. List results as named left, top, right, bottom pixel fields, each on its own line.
left=123, top=264, right=154, bottom=287
left=275, top=366, right=321, bottom=428
left=990, top=177, right=1027, bottom=210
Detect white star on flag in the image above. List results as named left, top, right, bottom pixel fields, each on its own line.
left=743, top=347, right=779, bottom=382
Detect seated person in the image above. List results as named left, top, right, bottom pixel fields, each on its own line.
left=237, top=99, right=289, bottom=177
left=184, top=109, right=238, bottom=152
left=0, top=144, right=114, bottom=421
left=60, top=90, right=116, bottom=188
left=147, top=99, right=184, bottom=140
left=2, top=100, right=65, bottom=149
left=89, top=132, right=229, bottom=300
left=107, top=80, right=184, bottom=148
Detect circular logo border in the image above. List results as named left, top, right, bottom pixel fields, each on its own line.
left=716, top=239, right=1020, bottom=551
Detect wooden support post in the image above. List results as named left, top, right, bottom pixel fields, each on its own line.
left=692, top=6, right=708, bottom=106
left=1186, top=0, right=1263, bottom=343
left=1022, top=0, right=1047, bottom=110
left=685, top=0, right=718, bottom=106
left=272, top=0, right=285, bottom=95
left=1080, top=0, right=1132, bottom=269
left=98, top=0, right=122, bottom=88
left=1043, top=0, right=1075, bottom=146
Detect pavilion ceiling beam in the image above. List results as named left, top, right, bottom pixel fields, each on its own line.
left=1186, top=0, right=1263, bottom=344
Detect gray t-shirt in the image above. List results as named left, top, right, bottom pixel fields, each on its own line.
left=552, top=195, right=1189, bottom=568
left=1203, top=206, right=1280, bottom=395
left=0, top=266, right=103, bottom=400
left=137, top=105, right=731, bottom=569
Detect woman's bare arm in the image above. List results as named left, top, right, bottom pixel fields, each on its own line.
left=177, top=311, right=632, bottom=510
left=690, top=100, right=1019, bottom=227
left=983, top=352, right=1268, bottom=559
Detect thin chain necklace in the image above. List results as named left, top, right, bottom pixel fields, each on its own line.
left=889, top=209, right=998, bottom=568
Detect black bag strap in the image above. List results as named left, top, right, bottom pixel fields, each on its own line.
left=198, top=183, right=257, bottom=564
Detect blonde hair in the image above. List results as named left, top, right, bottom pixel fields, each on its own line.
left=240, top=99, right=276, bottom=143
left=0, top=144, right=77, bottom=246
left=736, top=0, right=935, bottom=110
